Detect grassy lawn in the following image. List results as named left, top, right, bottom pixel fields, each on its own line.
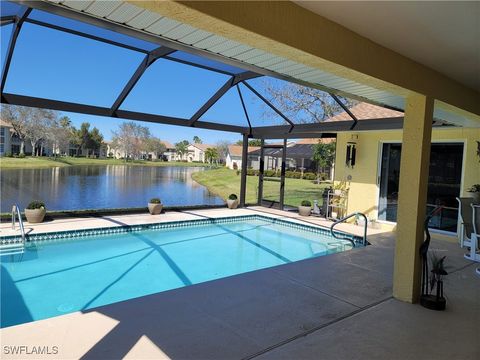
left=192, top=168, right=331, bottom=207
left=0, top=156, right=212, bottom=169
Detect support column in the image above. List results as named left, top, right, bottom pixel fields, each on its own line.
left=279, top=139, right=287, bottom=210
left=393, top=93, right=434, bottom=303
left=257, top=139, right=265, bottom=205
left=239, top=134, right=249, bottom=207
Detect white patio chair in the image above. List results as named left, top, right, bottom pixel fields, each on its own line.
left=465, top=204, right=480, bottom=268
left=456, top=197, right=474, bottom=248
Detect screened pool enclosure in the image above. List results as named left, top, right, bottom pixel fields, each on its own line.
left=0, top=0, right=457, bottom=210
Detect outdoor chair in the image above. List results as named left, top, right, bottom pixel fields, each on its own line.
left=456, top=197, right=474, bottom=248
left=466, top=205, right=480, bottom=276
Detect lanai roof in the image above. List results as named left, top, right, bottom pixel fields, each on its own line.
left=0, top=1, right=467, bottom=140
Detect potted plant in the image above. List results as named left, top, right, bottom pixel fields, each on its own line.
left=25, top=200, right=46, bottom=223
left=467, top=184, right=480, bottom=203
left=227, top=194, right=239, bottom=209
left=298, top=200, right=312, bottom=216
left=420, top=253, right=448, bottom=311
left=148, top=198, right=163, bottom=215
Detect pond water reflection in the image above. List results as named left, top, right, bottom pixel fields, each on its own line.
left=1, top=166, right=224, bottom=212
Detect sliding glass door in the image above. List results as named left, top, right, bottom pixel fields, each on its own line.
left=378, top=143, right=464, bottom=232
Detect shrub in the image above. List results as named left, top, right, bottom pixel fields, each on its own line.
left=303, top=172, right=317, bottom=180
left=18, top=153, right=26, bottom=158
left=149, top=198, right=161, bottom=204
left=264, top=169, right=279, bottom=177
left=301, top=200, right=311, bottom=207
left=27, top=200, right=45, bottom=210
left=236, top=170, right=241, bottom=176
left=246, top=169, right=258, bottom=176
left=228, top=194, right=238, bottom=200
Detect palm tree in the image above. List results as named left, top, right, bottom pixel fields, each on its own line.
left=205, top=147, right=219, bottom=165
left=193, top=136, right=202, bottom=144
left=175, top=141, right=189, bottom=161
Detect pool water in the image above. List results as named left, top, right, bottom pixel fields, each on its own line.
left=0, top=218, right=354, bottom=328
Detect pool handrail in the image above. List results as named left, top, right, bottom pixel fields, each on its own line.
left=330, top=212, right=368, bottom=247
left=11, top=204, right=26, bottom=244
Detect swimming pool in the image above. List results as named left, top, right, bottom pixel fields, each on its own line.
left=0, top=215, right=361, bottom=328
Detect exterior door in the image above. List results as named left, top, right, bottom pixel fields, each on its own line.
left=378, top=142, right=464, bottom=233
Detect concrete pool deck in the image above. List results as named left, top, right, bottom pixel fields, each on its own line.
left=1, top=208, right=478, bottom=359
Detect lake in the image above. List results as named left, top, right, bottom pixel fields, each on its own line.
left=0, top=166, right=224, bottom=212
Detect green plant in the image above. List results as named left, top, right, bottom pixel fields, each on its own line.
left=27, top=200, right=45, bottom=210
left=429, top=252, right=448, bottom=293
left=18, top=153, right=26, bottom=158
left=303, top=172, right=316, bottom=180
left=149, top=198, right=161, bottom=204
left=228, top=193, right=238, bottom=200
left=301, top=200, right=311, bottom=207
left=467, top=184, right=480, bottom=193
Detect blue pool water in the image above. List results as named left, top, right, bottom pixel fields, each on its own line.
left=0, top=217, right=355, bottom=328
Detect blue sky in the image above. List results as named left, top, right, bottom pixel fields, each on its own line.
left=1, top=8, right=287, bottom=144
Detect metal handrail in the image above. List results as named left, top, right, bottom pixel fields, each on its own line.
left=330, top=212, right=368, bottom=247
left=11, top=204, right=26, bottom=244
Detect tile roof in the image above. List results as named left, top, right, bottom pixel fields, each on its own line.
left=228, top=145, right=260, bottom=157
left=161, top=141, right=174, bottom=149
left=189, top=143, right=216, bottom=151
left=325, top=102, right=403, bottom=122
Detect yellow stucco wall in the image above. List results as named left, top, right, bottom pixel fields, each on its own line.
left=334, top=127, right=480, bottom=230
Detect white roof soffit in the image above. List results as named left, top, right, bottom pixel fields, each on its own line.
left=24, top=1, right=479, bottom=127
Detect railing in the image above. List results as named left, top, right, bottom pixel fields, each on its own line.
left=11, top=204, right=26, bottom=244
left=330, top=212, right=368, bottom=248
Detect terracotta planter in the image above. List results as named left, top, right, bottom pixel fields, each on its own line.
left=25, top=208, right=46, bottom=223
left=148, top=203, right=163, bottom=215
left=298, top=205, right=311, bottom=217
left=227, top=199, right=239, bottom=209
left=470, top=192, right=480, bottom=204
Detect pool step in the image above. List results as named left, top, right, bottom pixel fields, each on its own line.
left=0, top=243, right=25, bottom=256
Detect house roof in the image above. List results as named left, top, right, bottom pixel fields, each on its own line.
left=228, top=145, right=260, bottom=157
left=161, top=141, right=174, bottom=149
left=0, top=119, right=12, bottom=128
left=325, top=102, right=403, bottom=122
left=296, top=138, right=335, bottom=145
left=189, top=143, right=215, bottom=151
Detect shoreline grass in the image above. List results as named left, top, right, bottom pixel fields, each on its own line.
left=0, top=156, right=212, bottom=169
left=192, top=168, right=331, bottom=207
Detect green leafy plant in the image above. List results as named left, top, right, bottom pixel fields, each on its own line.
left=301, top=200, right=312, bottom=207
left=27, top=200, right=45, bottom=210
left=228, top=194, right=238, bottom=200
left=429, top=252, right=448, bottom=293
left=149, top=198, right=161, bottom=204
left=467, top=184, right=480, bottom=193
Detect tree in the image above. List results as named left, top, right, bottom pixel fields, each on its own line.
left=235, top=139, right=262, bottom=146
left=111, top=121, right=150, bottom=161
left=50, top=116, right=73, bottom=156
left=312, top=140, right=336, bottom=183
left=87, top=127, right=104, bottom=157
left=215, top=140, right=231, bottom=162
left=71, top=122, right=92, bottom=156
left=204, top=147, right=219, bottom=165
left=263, top=79, right=357, bottom=123
left=145, top=137, right=166, bottom=160
left=192, top=136, right=202, bottom=144
left=0, top=105, right=55, bottom=156
left=175, top=140, right=189, bottom=161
